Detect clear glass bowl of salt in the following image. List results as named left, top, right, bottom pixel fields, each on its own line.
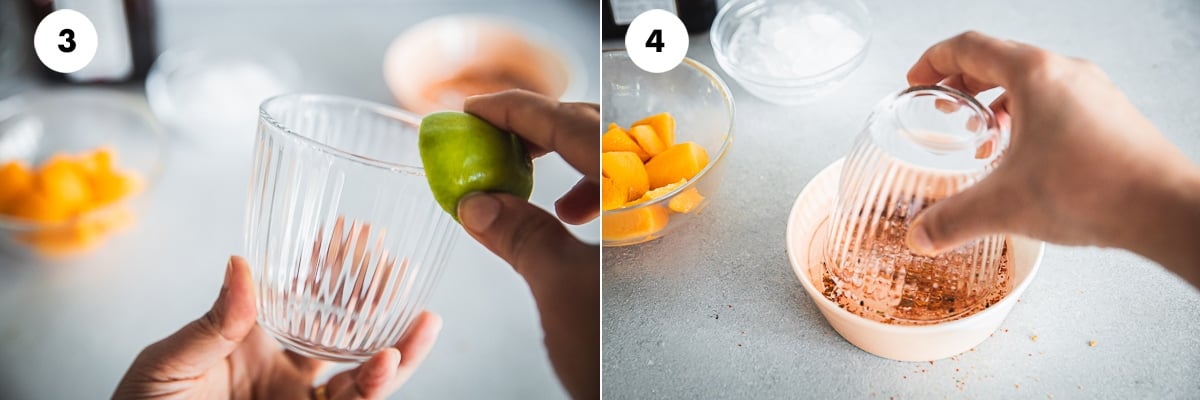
left=710, top=0, right=871, bottom=104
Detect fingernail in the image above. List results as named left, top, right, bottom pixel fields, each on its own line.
left=908, top=226, right=935, bottom=255
left=462, top=95, right=480, bottom=110
left=223, top=257, right=235, bottom=288
left=458, top=193, right=501, bottom=232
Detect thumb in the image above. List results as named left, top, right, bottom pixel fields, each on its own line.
left=138, top=256, right=258, bottom=379
left=907, top=176, right=1017, bottom=256
left=457, top=192, right=581, bottom=280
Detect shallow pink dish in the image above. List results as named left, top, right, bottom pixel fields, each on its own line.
left=785, top=158, right=1044, bottom=361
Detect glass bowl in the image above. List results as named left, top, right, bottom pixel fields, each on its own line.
left=145, top=39, right=299, bottom=145
left=710, top=0, right=871, bottom=103
left=601, top=50, right=734, bottom=247
left=0, top=88, right=168, bottom=258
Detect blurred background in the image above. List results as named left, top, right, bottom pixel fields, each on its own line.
left=0, top=0, right=597, bottom=398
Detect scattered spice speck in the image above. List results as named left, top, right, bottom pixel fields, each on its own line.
left=1015, top=384, right=1020, bottom=389
left=1089, top=340, right=1097, bottom=347
left=1031, top=335, right=1038, bottom=342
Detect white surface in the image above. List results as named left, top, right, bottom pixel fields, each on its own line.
left=0, top=1, right=598, bottom=399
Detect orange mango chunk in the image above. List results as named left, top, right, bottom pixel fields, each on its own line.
left=0, top=161, right=34, bottom=209
left=645, top=142, right=709, bottom=190
left=601, top=152, right=649, bottom=201
left=638, top=179, right=686, bottom=202
left=601, top=177, right=627, bottom=211
left=668, top=187, right=705, bottom=214
left=18, top=222, right=102, bottom=255
left=602, top=204, right=669, bottom=241
left=38, top=156, right=92, bottom=211
left=77, top=146, right=116, bottom=175
left=607, top=122, right=621, bottom=131
left=9, top=192, right=71, bottom=223
left=15, top=203, right=134, bottom=256
left=91, top=170, right=140, bottom=206
left=1, top=147, right=141, bottom=256
left=602, top=125, right=650, bottom=161
left=632, top=112, right=675, bottom=149
left=628, top=125, right=667, bottom=157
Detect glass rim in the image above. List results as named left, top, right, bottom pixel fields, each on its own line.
left=890, top=85, right=1000, bottom=152
left=258, top=94, right=426, bottom=176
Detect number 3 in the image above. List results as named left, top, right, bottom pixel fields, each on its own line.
left=646, top=29, right=664, bottom=53
left=58, top=29, right=75, bottom=53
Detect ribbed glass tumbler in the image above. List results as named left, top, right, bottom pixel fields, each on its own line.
left=824, top=86, right=1011, bottom=324
left=245, top=94, right=459, bottom=361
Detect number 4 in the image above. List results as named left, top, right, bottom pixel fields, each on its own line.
left=646, top=29, right=664, bottom=53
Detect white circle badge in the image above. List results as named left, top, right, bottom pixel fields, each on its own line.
left=34, top=9, right=98, bottom=74
left=624, top=9, right=689, bottom=73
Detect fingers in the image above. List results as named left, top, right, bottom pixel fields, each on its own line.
left=555, top=178, right=600, bottom=225
left=457, top=192, right=586, bottom=279
left=391, top=311, right=443, bottom=384
left=907, top=174, right=1021, bottom=255
left=139, top=256, right=257, bottom=379
left=327, top=348, right=399, bottom=400
left=325, top=311, right=443, bottom=400
left=907, top=31, right=1030, bottom=89
left=938, top=74, right=1000, bottom=96
left=464, top=90, right=600, bottom=180
left=284, top=349, right=330, bottom=377
left=990, top=92, right=1012, bottom=131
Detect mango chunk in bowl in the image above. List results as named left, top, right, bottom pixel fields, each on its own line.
left=600, top=51, right=734, bottom=246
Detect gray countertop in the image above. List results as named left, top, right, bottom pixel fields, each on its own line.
left=602, top=0, right=1200, bottom=398
left=0, top=1, right=597, bottom=399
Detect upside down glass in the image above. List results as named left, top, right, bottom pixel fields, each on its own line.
left=824, top=86, right=1011, bottom=323
left=245, top=94, right=459, bottom=361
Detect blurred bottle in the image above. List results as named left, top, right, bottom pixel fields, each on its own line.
left=602, top=0, right=718, bottom=39
left=0, top=1, right=27, bottom=96
left=27, top=0, right=157, bottom=83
